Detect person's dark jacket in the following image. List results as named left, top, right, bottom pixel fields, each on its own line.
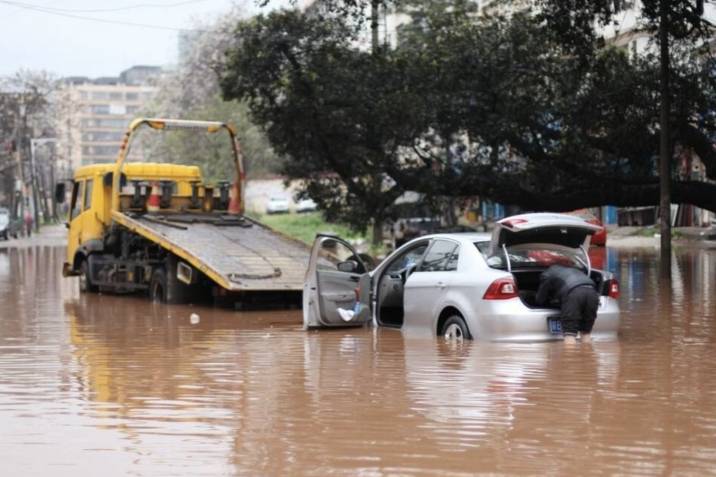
left=535, top=264, right=595, bottom=306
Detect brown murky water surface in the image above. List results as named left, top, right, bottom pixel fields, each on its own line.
left=1, top=244, right=715, bottom=476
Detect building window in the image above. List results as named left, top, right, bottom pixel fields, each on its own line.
left=90, top=104, right=110, bottom=114
left=91, top=91, right=110, bottom=100
left=82, top=131, right=124, bottom=142
left=125, top=92, right=139, bottom=101
left=109, top=92, right=123, bottom=100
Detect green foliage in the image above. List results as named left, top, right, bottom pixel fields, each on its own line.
left=252, top=211, right=367, bottom=245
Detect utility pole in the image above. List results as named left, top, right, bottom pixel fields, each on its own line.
left=369, top=0, right=383, bottom=246
left=658, top=0, right=672, bottom=280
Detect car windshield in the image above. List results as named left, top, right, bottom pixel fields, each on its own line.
left=476, top=242, right=586, bottom=271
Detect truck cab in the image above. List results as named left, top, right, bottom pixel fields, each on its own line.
left=63, top=163, right=203, bottom=280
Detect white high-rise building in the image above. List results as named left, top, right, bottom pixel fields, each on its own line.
left=56, top=66, right=161, bottom=173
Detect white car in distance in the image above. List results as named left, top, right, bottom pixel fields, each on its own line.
left=296, top=198, right=318, bottom=213
left=266, top=196, right=290, bottom=214
left=303, top=213, right=620, bottom=342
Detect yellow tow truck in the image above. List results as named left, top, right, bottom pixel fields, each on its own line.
left=57, top=118, right=310, bottom=305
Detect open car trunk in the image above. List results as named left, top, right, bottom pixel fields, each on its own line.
left=512, top=269, right=608, bottom=309
left=485, top=213, right=611, bottom=309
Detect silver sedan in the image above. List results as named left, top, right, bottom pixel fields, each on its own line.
left=303, top=213, right=620, bottom=341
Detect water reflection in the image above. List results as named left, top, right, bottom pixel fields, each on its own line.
left=0, top=245, right=715, bottom=475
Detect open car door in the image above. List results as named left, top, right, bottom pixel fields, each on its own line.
left=303, top=234, right=372, bottom=329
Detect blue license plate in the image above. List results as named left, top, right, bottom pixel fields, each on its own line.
left=547, top=317, right=562, bottom=335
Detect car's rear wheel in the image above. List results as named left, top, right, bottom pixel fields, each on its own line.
left=441, top=315, right=472, bottom=342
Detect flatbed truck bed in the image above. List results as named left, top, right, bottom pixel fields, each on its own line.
left=113, top=211, right=309, bottom=291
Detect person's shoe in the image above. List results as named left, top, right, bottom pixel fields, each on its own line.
left=563, top=334, right=577, bottom=345
left=337, top=308, right=354, bottom=322
left=581, top=333, right=592, bottom=344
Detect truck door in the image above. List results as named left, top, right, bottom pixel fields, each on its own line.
left=303, top=234, right=371, bottom=329
left=66, top=180, right=84, bottom=265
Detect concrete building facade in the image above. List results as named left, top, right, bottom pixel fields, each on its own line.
left=56, top=66, right=161, bottom=173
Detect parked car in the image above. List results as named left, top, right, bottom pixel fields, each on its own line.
left=266, top=196, right=290, bottom=214
left=303, top=213, right=620, bottom=342
left=567, top=210, right=607, bottom=246
left=296, top=198, right=318, bottom=213
left=0, top=207, right=21, bottom=240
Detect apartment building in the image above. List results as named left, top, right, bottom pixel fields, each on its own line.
left=56, top=66, right=161, bottom=172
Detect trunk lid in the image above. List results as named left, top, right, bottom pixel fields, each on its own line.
left=490, top=213, right=602, bottom=254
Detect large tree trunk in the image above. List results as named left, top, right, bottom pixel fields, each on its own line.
left=371, top=219, right=383, bottom=247
left=659, top=1, right=672, bottom=279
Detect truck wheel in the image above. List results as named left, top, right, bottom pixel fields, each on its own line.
left=441, top=315, right=472, bottom=342
left=150, top=268, right=168, bottom=303
left=79, top=259, right=98, bottom=293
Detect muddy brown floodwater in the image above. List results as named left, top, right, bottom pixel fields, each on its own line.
left=1, top=243, right=715, bottom=476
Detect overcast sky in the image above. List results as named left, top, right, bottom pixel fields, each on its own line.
left=0, top=0, right=287, bottom=78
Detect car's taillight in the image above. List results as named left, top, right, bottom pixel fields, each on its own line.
left=483, top=277, right=519, bottom=300
left=354, top=287, right=360, bottom=301
left=500, top=218, right=527, bottom=228
left=607, top=279, right=620, bottom=299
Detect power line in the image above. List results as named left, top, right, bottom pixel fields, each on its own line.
left=0, top=0, right=211, bottom=14
left=0, top=0, right=211, bottom=31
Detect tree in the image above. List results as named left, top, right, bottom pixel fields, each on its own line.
left=0, top=70, right=58, bottom=227
left=146, top=7, right=283, bottom=182
left=537, top=0, right=713, bottom=277
left=218, top=10, right=425, bottom=243
left=219, top=0, right=716, bottom=248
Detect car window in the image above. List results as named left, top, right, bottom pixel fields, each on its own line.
left=418, top=240, right=459, bottom=272
left=316, top=238, right=366, bottom=274
left=385, top=243, right=429, bottom=274
left=485, top=243, right=585, bottom=270
left=474, top=241, right=490, bottom=256
left=70, top=181, right=83, bottom=220
left=83, top=179, right=93, bottom=210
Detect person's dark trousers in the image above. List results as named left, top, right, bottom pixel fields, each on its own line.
left=561, top=285, right=599, bottom=336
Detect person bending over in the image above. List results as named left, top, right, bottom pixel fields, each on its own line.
left=535, top=264, right=600, bottom=345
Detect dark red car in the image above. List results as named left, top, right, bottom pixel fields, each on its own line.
left=568, top=210, right=607, bottom=246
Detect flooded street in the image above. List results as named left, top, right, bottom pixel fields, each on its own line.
left=1, top=240, right=715, bottom=476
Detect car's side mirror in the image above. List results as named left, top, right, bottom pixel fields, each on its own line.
left=337, top=260, right=358, bottom=273
left=54, top=182, right=66, bottom=204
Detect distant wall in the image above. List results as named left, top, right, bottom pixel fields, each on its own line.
left=245, top=178, right=302, bottom=214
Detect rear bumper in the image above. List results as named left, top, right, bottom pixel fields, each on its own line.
left=468, top=297, right=620, bottom=342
